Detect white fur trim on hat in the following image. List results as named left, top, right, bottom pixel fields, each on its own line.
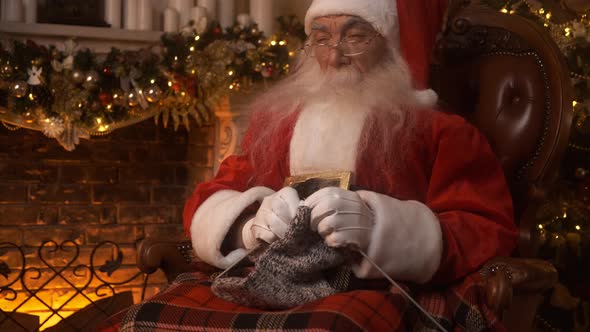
left=305, top=0, right=398, bottom=38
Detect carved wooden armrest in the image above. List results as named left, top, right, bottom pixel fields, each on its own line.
left=481, top=257, right=558, bottom=314
left=137, top=238, right=198, bottom=283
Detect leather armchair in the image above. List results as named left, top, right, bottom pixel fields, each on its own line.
left=136, top=1, right=573, bottom=331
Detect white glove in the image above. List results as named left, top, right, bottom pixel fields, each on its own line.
left=304, top=187, right=374, bottom=250
left=242, top=186, right=301, bottom=249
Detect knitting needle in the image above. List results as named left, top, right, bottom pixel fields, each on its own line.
left=357, top=249, right=449, bottom=332
left=215, top=244, right=262, bottom=280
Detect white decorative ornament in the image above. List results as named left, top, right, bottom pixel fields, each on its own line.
left=51, top=39, right=77, bottom=72
left=42, top=117, right=65, bottom=138
left=195, top=17, right=208, bottom=34
left=182, top=17, right=208, bottom=35
left=229, top=40, right=256, bottom=53
left=27, top=66, right=42, bottom=85
left=182, top=6, right=208, bottom=35
left=56, top=120, right=90, bottom=151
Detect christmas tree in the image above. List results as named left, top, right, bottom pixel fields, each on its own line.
left=482, top=0, right=590, bottom=329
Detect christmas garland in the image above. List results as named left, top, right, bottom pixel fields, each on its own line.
left=0, top=17, right=306, bottom=150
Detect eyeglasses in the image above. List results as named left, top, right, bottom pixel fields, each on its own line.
left=301, top=33, right=379, bottom=58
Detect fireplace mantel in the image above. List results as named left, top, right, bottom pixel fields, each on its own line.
left=0, top=22, right=161, bottom=53
left=0, top=21, right=256, bottom=170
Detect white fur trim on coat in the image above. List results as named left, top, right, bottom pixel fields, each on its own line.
left=354, top=190, right=443, bottom=284
left=305, top=0, right=398, bottom=39
left=190, top=187, right=275, bottom=269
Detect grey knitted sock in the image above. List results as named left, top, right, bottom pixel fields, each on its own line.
left=212, top=206, right=351, bottom=309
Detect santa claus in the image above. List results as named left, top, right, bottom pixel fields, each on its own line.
left=184, top=0, right=518, bottom=286
left=94, top=1, right=524, bottom=331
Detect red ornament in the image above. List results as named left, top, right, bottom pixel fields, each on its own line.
left=171, top=82, right=181, bottom=93
left=102, top=66, right=113, bottom=76
left=261, top=66, right=274, bottom=78
left=98, top=91, right=113, bottom=106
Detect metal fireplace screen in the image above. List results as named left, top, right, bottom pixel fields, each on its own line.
left=0, top=241, right=147, bottom=331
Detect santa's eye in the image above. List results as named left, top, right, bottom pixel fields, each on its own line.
left=343, top=33, right=370, bottom=43
left=312, top=33, right=331, bottom=44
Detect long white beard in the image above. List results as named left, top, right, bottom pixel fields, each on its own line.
left=289, top=94, right=372, bottom=175
left=246, top=46, right=436, bottom=177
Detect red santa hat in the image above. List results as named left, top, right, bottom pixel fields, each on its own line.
left=304, top=0, right=449, bottom=89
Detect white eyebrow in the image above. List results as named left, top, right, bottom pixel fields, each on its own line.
left=311, top=16, right=374, bottom=34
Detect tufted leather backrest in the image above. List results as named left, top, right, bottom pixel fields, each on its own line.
left=430, top=0, right=573, bottom=253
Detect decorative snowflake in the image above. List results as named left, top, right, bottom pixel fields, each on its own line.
left=42, top=117, right=65, bottom=138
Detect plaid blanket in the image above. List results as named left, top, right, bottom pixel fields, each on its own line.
left=97, top=268, right=505, bottom=332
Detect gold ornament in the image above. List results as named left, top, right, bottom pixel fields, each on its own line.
left=10, top=81, right=28, bottom=98
left=112, top=89, right=127, bottom=106
left=83, top=70, right=100, bottom=90
left=23, top=111, right=35, bottom=124
left=71, top=70, right=85, bottom=84
left=127, top=91, right=139, bottom=107
left=145, top=84, right=162, bottom=103
left=0, top=63, right=13, bottom=78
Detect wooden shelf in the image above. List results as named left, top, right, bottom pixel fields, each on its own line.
left=0, top=22, right=162, bottom=42
left=0, top=22, right=163, bottom=53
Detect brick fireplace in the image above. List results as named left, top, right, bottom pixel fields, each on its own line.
left=0, top=119, right=215, bottom=329
left=0, top=10, right=257, bottom=328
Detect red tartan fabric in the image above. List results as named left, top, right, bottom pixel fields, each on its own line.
left=98, top=271, right=505, bottom=332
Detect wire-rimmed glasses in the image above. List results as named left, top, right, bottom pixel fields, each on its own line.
left=302, top=33, right=379, bottom=57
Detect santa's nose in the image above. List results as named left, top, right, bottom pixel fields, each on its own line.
left=326, top=47, right=350, bottom=68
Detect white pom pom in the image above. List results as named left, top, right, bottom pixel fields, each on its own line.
left=413, top=89, right=438, bottom=108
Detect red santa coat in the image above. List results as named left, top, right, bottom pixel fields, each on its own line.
left=183, top=106, right=518, bottom=285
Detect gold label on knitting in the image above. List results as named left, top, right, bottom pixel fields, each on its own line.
left=284, top=171, right=353, bottom=199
